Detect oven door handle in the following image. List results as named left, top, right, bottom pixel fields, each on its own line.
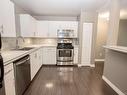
left=0, top=56, right=4, bottom=88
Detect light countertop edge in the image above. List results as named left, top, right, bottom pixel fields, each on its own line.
left=3, top=45, right=50, bottom=66
left=103, top=46, right=127, bottom=54
left=2, top=44, right=79, bottom=66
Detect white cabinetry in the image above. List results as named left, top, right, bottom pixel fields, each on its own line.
left=48, top=21, right=60, bottom=37
left=4, top=63, right=16, bottom=95
left=74, top=47, right=79, bottom=64
left=37, top=21, right=78, bottom=38
left=42, top=47, right=56, bottom=65
left=20, top=14, right=37, bottom=37
left=30, top=48, right=42, bottom=80
left=81, top=23, right=93, bottom=66
left=0, top=0, right=16, bottom=37
left=37, top=48, right=43, bottom=68
left=36, top=21, right=49, bottom=37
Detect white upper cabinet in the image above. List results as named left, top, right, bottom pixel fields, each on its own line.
left=20, top=14, right=37, bottom=37
left=0, top=0, right=16, bottom=37
left=36, top=21, right=49, bottom=37
left=48, top=21, right=60, bottom=37
left=37, top=21, right=78, bottom=38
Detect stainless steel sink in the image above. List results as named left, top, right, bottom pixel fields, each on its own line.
left=12, top=47, right=34, bottom=51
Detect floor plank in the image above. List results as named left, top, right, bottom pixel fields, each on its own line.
left=24, top=66, right=118, bottom=95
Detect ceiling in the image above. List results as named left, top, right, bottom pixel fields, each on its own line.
left=12, top=0, right=109, bottom=16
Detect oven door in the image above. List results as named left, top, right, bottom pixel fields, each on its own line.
left=57, top=49, right=74, bottom=62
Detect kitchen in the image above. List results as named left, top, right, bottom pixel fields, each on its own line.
left=0, top=0, right=127, bottom=95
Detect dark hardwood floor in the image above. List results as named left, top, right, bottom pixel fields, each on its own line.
left=24, top=65, right=118, bottom=95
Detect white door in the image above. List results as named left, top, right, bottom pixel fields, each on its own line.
left=81, top=23, right=93, bottom=66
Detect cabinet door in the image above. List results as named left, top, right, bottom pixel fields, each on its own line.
left=0, top=0, right=16, bottom=37
left=20, top=14, right=36, bottom=37
left=30, top=52, right=38, bottom=80
left=30, top=16, right=37, bottom=37
left=4, top=63, right=16, bottom=95
left=81, top=23, right=93, bottom=65
left=48, top=21, right=60, bottom=37
left=37, top=21, right=49, bottom=37
left=69, top=21, right=78, bottom=37
left=43, top=47, right=56, bottom=65
left=74, top=48, right=78, bottom=64
left=37, top=48, right=43, bottom=69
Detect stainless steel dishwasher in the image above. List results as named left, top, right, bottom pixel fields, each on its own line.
left=13, top=55, right=31, bottom=95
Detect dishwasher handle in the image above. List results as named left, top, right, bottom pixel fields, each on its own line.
left=15, top=57, right=30, bottom=66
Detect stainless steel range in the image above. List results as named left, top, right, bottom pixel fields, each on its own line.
left=57, top=39, right=74, bottom=65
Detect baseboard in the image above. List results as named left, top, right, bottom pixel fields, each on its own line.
left=78, top=64, right=95, bottom=68
left=102, top=76, right=125, bottom=95
left=95, top=59, right=105, bottom=62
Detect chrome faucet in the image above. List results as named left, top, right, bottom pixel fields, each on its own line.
left=16, top=36, right=25, bottom=49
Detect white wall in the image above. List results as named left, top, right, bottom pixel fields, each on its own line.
left=78, top=11, right=98, bottom=65
left=117, top=20, right=127, bottom=46
left=95, top=18, right=108, bottom=59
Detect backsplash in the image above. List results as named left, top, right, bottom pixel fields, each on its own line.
left=31, top=38, right=79, bottom=46
left=2, top=37, right=16, bottom=50
left=31, top=38, right=57, bottom=45
left=1, top=37, right=79, bottom=50
left=1, top=37, right=33, bottom=50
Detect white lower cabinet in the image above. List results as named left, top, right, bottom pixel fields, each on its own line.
left=4, top=63, right=16, bottom=95
left=74, top=47, right=79, bottom=64
left=37, top=48, right=43, bottom=69
left=30, top=51, right=38, bottom=80
left=42, top=47, right=56, bottom=65
left=30, top=48, right=43, bottom=80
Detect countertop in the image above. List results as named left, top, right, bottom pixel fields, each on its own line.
left=2, top=44, right=78, bottom=66
left=103, top=46, right=127, bottom=54
left=1, top=44, right=57, bottom=66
